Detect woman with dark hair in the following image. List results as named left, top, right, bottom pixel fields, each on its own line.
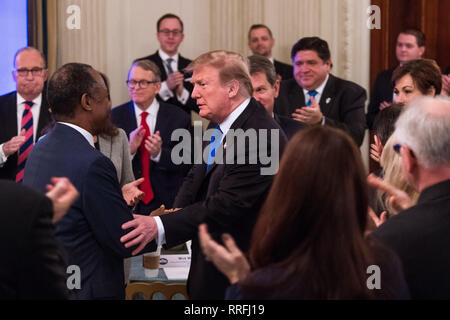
left=392, top=59, right=442, bottom=105
left=199, top=126, right=409, bottom=299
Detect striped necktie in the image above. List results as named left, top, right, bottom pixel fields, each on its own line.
left=165, top=58, right=174, bottom=74
left=16, top=101, right=34, bottom=183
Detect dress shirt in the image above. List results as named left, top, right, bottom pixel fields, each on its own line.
left=0, top=93, right=43, bottom=165
left=153, top=98, right=251, bottom=246
left=302, top=74, right=329, bottom=125
left=133, top=99, right=161, bottom=162
left=157, top=49, right=189, bottom=105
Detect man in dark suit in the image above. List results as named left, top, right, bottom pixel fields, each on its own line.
left=366, top=29, right=426, bottom=129
left=370, top=96, right=450, bottom=299
left=121, top=50, right=287, bottom=299
left=23, top=63, right=156, bottom=300
left=248, top=24, right=293, bottom=80
left=0, top=177, right=78, bottom=299
left=136, top=13, right=197, bottom=114
left=248, top=54, right=304, bottom=139
left=0, top=47, right=52, bottom=182
left=274, top=37, right=367, bottom=146
left=111, top=59, right=192, bottom=214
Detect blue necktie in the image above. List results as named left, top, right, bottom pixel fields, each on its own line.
left=207, top=125, right=223, bottom=171
left=306, top=90, right=319, bottom=106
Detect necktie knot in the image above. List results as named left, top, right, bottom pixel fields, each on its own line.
left=141, top=111, right=149, bottom=121
left=24, top=101, right=33, bottom=109
left=308, top=90, right=318, bottom=97
left=166, top=58, right=174, bottom=74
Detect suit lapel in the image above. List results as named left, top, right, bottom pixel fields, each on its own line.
left=289, top=82, right=305, bottom=112
left=4, top=93, right=18, bottom=138
left=319, top=74, right=335, bottom=116
left=153, top=51, right=168, bottom=80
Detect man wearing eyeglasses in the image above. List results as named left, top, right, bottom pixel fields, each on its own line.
left=0, top=47, right=52, bottom=182
left=135, top=13, right=198, bottom=115
left=111, top=59, right=192, bottom=214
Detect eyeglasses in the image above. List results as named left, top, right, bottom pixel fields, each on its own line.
left=158, top=29, right=183, bottom=36
left=15, top=67, right=45, bottom=77
left=393, top=144, right=401, bottom=154
left=126, top=80, right=159, bottom=88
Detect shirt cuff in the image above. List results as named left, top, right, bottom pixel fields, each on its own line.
left=151, top=150, right=161, bottom=162
left=0, top=144, right=8, bottom=166
left=159, top=81, right=174, bottom=101
left=176, top=88, right=189, bottom=105
left=153, top=216, right=166, bottom=246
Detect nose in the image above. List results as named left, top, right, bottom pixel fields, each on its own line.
left=394, top=92, right=406, bottom=104
left=191, top=85, right=199, bottom=99
left=25, top=71, right=34, bottom=80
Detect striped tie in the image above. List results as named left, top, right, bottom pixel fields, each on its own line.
left=16, top=101, right=34, bottom=183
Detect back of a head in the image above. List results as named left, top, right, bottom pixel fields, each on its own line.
left=395, top=96, right=450, bottom=169
left=392, top=59, right=442, bottom=95
left=291, top=37, right=331, bottom=62
left=247, top=126, right=371, bottom=298
left=373, top=103, right=404, bottom=146
left=187, top=50, right=253, bottom=97
left=47, top=63, right=99, bottom=119
left=248, top=54, right=277, bottom=86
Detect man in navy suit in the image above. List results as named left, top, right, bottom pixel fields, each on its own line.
left=135, top=13, right=197, bottom=114
left=248, top=54, right=304, bottom=140
left=274, top=37, right=367, bottom=146
left=247, top=24, right=293, bottom=81
left=0, top=47, right=52, bottom=181
left=120, top=50, right=287, bottom=299
left=111, top=59, right=192, bottom=214
left=23, top=63, right=156, bottom=299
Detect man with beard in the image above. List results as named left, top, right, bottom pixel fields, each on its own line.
left=23, top=63, right=157, bottom=300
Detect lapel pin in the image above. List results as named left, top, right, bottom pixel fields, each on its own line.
left=326, top=97, right=331, bottom=104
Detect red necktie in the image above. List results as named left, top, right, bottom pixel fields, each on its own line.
left=139, top=112, right=154, bottom=204
left=16, top=101, right=34, bottom=183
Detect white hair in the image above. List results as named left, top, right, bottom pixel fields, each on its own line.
left=394, top=96, right=450, bottom=169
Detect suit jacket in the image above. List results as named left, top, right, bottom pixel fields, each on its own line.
left=274, top=74, right=367, bottom=146
left=372, top=179, right=450, bottom=299
left=366, top=68, right=394, bottom=130
left=111, top=101, right=192, bottom=209
left=23, top=123, right=156, bottom=299
left=98, top=128, right=135, bottom=187
left=273, top=59, right=293, bottom=80
left=160, top=98, right=287, bottom=299
left=0, top=90, right=52, bottom=180
left=137, top=51, right=198, bottom=114
left=274, top=113, right=305, bottom=140
left=0, top=180, right=70, bottom=299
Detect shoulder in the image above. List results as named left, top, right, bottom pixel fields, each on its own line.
left=135, top=51, right=159, bottom=62
left=159, top=102, right=191, bottom=122
left=328, top=74, right=365, bottom=94
left=279, top=78, right=300, bottom=92
left=0, top=91, right=16, bottom=108
left=111, top=101, right=132, bottom=115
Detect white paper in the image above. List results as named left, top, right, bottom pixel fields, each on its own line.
left=163, top=267, right=190, bottom=280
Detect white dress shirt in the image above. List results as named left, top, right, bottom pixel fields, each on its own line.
left=157, top=49, right=189, bottom=105
left=302, top=74, right=329, bottom=125
left=133, top=99, right=161, bottom=162
left=0, top=93, right=43, bottom=165
left=153, top=98, right=251, bottom=246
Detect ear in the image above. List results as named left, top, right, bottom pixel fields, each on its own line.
left=154, top=82, right=162, bottom=95
left=418, top=46, right=425, bottom=57
left=227, top=80, right=240, bottom=98
left=273, top=78, right=280, bottom=98
left=80, top=93, right=93, bottom=111
left=43, top=68, right=48, bottom=81
left=427, top=86, right=436, bottom=96
left=401, top=145, right=417, bottom=175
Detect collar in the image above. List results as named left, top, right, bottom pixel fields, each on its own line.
left=302, top=73, right=329, bottom=97
left=417, top=179, right=450, bottom=204
left=134, top=99, right=159, bottom=118
left=58, top=122, right=95, bottom=148
left=17, top=92, right=42, bottom=107
left=158, top=49, right=179, bottom=63
left=218, top=98, right=251, bottom=137
left=268, top=57, right=274, bottom=64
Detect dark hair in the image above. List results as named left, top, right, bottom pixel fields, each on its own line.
left=129, top=59, right=162, bottom=82
left=47, top=63, right=101, bottom=119
left=248, top=24, right=273, bottom=39
left=157, top=13, right=183, bottom=32
left=399, top=29, right=426, bottom=47
left=373, top=103, right=403, bottom=146
left=392, top=59, right=442, bottom=95
left=248, top=55, right=277, bottom=87
left=243, top=126, right=377, bottom=299
left=291, top=37, right=331, bottom=62
left=98, top=72, right=118, bottom=138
